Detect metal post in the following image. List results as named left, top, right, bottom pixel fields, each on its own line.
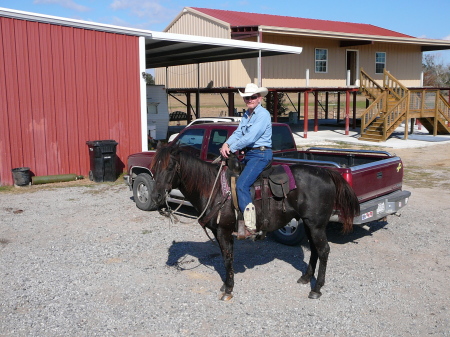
left=273, top=91, right=278, bottom=123
left=325, top=92, right=329, bottom=119
left=345, top=90, right=350, bottom=135
left=314, top=91, right=319, bottom=132
left=337, top=92, right=341, bottom=122
left=352, top=91, right=357, bottom=129
left=303, top=91, right=309, bottom=138
left=228, top=91, right=235, bottom=117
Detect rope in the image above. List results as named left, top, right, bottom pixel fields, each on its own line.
left=160, top=161, right=226, bottom=244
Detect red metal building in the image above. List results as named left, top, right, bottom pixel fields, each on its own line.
left=0, top=8, right=302, bottom=185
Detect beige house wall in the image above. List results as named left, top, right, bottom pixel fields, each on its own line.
left=155, top=11, right=231, bottom=88
left=156, top=11, right=423, bottom=89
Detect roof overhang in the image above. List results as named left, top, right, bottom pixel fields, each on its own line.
left=258, top=26, right=450, bottom=52
left=0, top=7, right=303, bottom=69
left=146, top=31, right=302, bottom=68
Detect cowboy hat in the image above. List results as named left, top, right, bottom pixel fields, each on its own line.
left=238, top=83, right=268, bottom=97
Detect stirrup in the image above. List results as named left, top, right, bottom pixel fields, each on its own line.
left=232, top=220, right=257, bottom=240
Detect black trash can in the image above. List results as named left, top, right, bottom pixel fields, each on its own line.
left=86, top=140, right=118, bottom=182
left=11, top=167, right=31, bottom=186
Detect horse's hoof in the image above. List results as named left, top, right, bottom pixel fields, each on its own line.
left=297, top=276, right=309, bottom=284
left=308, top=291, right=322, bottom=299
left=220, top=293, right=233, bottom=301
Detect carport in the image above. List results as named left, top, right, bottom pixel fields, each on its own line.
left=0, top=7, right=302, bottom=185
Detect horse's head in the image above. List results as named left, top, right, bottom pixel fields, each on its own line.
left=150, top=145, right=182, bottom=207
left=225, top=153, right=242, bottom=176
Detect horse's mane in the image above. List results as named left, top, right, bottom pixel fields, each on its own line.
left=150, top=144, right=220, bottom=198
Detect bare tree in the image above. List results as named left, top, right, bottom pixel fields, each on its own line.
left=422, top=54, right=450, bottom=87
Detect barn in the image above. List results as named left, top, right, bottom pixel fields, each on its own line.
left=0, top=7, right=302, bottom=186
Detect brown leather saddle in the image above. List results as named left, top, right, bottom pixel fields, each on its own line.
left=226, top=155, right=297, bottom=237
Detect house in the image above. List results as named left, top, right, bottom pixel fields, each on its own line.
left=0, top=7, right=301, bottom=185
left=156, top=7, right=450, bottom=88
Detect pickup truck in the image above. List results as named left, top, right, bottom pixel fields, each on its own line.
left=125, top=122, right=411, bottom=245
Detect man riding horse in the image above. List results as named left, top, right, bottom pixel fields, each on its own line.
left=219, top=83, right=272, bottom=238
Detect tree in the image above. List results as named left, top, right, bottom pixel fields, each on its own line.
left=264, top=92, right=288, bottom=116
left=142, top=72, right=155, bottom=85
left=422, top=54, right=450, bottom=87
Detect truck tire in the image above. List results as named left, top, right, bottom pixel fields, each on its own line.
left=270, top=219, right=306, bottom=246
left=133, top=173, right=158, bottom=211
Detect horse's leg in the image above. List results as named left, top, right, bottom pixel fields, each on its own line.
left=297, top=219, right=330, bottom=299
left=215, top=226, right=235, bottom=301
left=297, top=220, right=318, bottom=285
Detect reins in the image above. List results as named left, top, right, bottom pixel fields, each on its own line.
left=159, top=160, right=227, bottom=245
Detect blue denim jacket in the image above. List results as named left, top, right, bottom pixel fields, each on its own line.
left=226, top=104, right=272, bottom=153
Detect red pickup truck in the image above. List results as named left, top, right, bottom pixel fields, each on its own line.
left=125, top=122, right=411, bottom=245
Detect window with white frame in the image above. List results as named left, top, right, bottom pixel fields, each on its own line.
left=375, top=52, right=386, bottom=74
left=315, top=48, right=328, bottom=73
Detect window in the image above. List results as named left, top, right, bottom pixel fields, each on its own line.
left=315, top=49, right=328, bottom=73
left=375, top=52, right=386, bottom=74
left=176, top=129, right=205, bottom=157
left=206, top=129, right=228, bottom=160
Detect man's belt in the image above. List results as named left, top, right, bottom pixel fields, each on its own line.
left=245, top=146, right=271, bottom=151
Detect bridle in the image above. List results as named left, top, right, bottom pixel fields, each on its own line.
left=157, top=156, right=227, bottom=244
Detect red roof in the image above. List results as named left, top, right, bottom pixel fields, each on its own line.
left=191, top=8, right=413, bottom=38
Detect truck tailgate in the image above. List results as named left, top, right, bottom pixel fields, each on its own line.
left=349, top=157, right=403, bottom=203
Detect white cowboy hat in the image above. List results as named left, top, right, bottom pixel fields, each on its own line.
left=238, top=83, right=268, bottom=97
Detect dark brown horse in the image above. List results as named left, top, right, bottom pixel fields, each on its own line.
left=150, top=145, right=359, bottom=300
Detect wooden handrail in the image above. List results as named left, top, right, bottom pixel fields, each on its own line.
left=360, top=68, right=383, bottom=100
left=360, top=92, right=386, bottom=132
left=383, top=70, right=408, bottom=101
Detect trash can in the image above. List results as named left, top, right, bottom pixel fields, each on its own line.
left=86, top=140, right=118, bottom=182
left=11, top=167, right=31, bottom=186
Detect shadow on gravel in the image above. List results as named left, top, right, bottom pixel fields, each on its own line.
left=326, top=220, right=389, bottom=245
left=166, top=237, right=308, bottom=283
left=165, top=205, right=389, bottom=284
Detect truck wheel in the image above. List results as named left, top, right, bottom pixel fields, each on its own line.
left=270, top=219, right=306, bottom=246
left=133, top=173, right=158, bottom=211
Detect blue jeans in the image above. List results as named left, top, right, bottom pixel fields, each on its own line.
left=237, top=149, right=273, bottom=213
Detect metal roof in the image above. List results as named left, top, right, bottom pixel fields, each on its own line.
left=0, top=7, right=302, bottom=69
left=190, top=7, right=450, bottom=52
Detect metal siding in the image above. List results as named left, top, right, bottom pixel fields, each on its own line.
left=27, top=21, right=48, bottom=175
left=51, top=24, right=70, bottom=174
left=73, top=27, right=89, bottom=174
left=15, top=19, right=36, bottom=172
left=0, top=17, right=141, bottom=185
left=0, top=19, right=13, bottom=183
left=156, top=11, right=230, bottom=88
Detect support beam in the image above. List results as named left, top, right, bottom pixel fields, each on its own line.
left=352, top=91, right=357, bottom=129
left=303, top=91, right=309, bottom=138
left=345, top=91, right=350, bottom=135
left=228, top=92, right=235, bottom=117
left=314, top=92, right=319, bottom=132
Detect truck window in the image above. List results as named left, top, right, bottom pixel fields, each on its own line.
left=176, top=129, right=205, bottom=157
left=206, top=129, right=228, bottom=160
left=272, top=125, right=295, bottom=151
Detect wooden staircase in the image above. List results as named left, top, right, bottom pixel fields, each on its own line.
left=359, top=69, right=450, bottom=142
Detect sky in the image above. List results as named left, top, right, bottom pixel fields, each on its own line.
left=1, top=0, right=450, bottom=65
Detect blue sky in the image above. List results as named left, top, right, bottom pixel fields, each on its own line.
left=1, top=0, right=449, bottom=65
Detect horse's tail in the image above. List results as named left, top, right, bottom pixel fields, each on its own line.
left=327, top=170, right=360, bottom=233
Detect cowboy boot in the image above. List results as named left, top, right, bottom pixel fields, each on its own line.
left=243, top=202, right=256, bottom=236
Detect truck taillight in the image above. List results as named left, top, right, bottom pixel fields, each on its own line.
left=342, top=171, right=353, bottom=186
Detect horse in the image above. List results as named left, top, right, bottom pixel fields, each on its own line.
left=150, top=145, right=360, bottom=300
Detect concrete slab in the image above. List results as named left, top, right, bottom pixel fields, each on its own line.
left=289, top=120, right=450, bottom=149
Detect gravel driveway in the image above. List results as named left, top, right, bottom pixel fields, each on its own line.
left=1, top=181, right=449, bottom=336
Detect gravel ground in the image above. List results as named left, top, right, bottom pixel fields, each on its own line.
left=1, top=180, right=449, bottom=336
